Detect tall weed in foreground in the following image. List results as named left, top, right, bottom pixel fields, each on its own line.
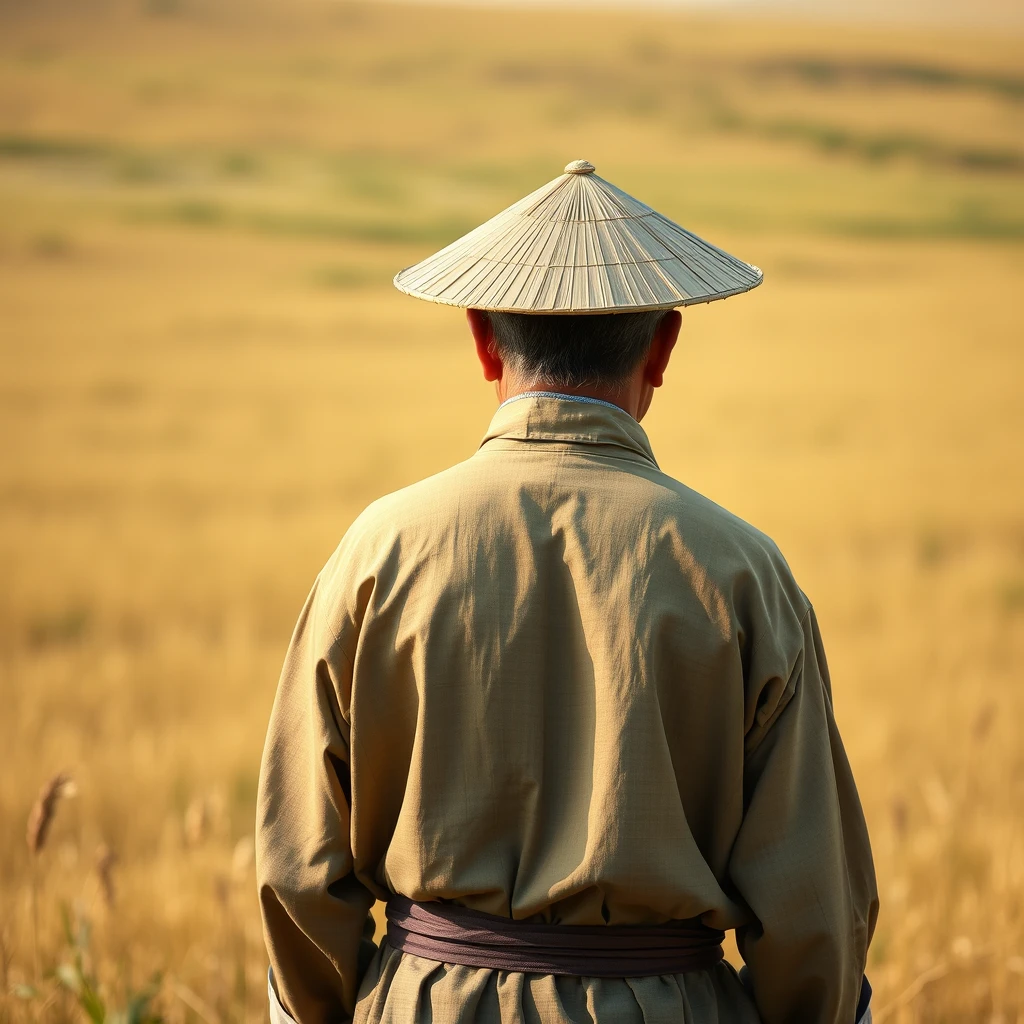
left=26, top=775, right=78, bottom=984
left=5, top=774, right=260, bottom=1024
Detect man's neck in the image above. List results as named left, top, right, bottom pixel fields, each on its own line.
left=498, top=378, right=645, bottom=420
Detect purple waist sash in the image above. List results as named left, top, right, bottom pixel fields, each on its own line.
left=384, top=895, right=725, bottom=978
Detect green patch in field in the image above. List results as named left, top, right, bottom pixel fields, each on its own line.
left=143, top=0, right=186, bottom=16
left=335, top=216, right=474, bottom=247
left=711, top=112, right=1024, bottom=176
left=0, top=134, right=108, bottom=161
left=14, top=45, right=59, bottom=67
left=125, top=196, right=473, bottom=246
left=221, top=151, right=262, bottom=178
left=28, top=605, right=91, bottom=649
left=750, top=57, right=1024, bottom=103
left=30, top=231, right=75, bottom=258
left=326, top=153, right=411, bottom=205
left=115, top=152, right=176, bottom=184
left=765, top=120, right=1024, bottom=175
left=310, top=265, right=373, bottom=290
left=917, top=531, right=948, bottom=568
left=333, top=168, right=406, bottom=205
left=999, top=579, right=1024, bottom=613
left=442, top=160, right=547, bottom=190
left=835, top=212, right=1024, bottom=241
left=153, top=198, right=226, bottom=226
left=0, top=134, right=264, bottom=187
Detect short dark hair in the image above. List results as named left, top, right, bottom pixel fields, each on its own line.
left=485, top=310, right=667, bottom=391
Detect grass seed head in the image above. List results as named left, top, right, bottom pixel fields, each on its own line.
left=26, top=772, right=77, bottom=855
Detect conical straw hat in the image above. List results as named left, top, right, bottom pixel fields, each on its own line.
left=394, top=160, right=762, bottom=314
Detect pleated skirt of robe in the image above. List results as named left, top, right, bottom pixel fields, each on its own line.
left=352, top=940, right=763, bottom=1024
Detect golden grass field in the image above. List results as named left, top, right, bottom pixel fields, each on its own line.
left=1, top=0, right=1023, bottom=1021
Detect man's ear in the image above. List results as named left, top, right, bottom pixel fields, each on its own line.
left=644, top=310, right=681, bottom=389
left=467, top=309, right=503, bottom=383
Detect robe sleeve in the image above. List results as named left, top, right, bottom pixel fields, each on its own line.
left=256, top=573, right=377, bottom=1024
left=728, top=605, right=879, bottom=1024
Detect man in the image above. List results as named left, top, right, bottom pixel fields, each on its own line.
left=256, top=160, right=878, bottom=1024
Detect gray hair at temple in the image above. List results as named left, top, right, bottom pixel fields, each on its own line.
left=484, top=310, right=670, bottom=392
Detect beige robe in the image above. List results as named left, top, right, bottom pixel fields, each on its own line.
left=256, top=394, right=878, bottom=1024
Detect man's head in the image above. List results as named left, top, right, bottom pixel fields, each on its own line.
left=468, top=307, right=681, bottom=422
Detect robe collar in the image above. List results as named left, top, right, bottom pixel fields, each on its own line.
left=478, top=391, right=659, bottom=469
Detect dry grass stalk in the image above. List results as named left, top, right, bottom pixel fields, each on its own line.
left=872, top=960, right=951, bottom=1022
left=0, top=919, right=10, bottom=998
left=231, top=836, right=254, bottom=881
left=171, top=978, right=222, bottom=1024
left=95, top=843, right=118, bottom=909
left=26, top=771, right=77, bottom=982
left=184, top=797, right=208, bottom=847
left=973, top=702, right=996, bottom=741
left=212, top=875, right=230, bottom=910
left=26, top=772, right=77, bottom=855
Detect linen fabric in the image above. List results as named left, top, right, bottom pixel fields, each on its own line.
left=265, top=971, right=874, bottom=1024
left=256, top=395, right=878, bottom=1024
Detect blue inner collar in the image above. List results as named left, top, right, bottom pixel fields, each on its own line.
left=498, top=391, right=626, bottom=415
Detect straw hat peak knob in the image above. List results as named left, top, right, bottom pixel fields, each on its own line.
left=564, top=159, right=595, bottom=175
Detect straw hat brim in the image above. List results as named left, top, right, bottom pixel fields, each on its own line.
left=393, top=164, right=763, bottom=314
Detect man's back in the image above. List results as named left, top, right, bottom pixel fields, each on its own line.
left=257, top=395, right=877, bottom=1024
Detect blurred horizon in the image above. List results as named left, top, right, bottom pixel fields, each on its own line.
left=389, top=0, right=1024, bottom=31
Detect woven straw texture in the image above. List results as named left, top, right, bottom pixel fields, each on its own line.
left=393, top=161, right=763, bottom=313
